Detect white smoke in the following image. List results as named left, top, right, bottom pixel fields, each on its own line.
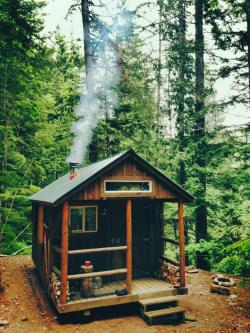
left=66, top=1, right=131, bottom=164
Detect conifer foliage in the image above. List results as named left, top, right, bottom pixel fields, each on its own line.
left=0, top=0, right=249, bottom=276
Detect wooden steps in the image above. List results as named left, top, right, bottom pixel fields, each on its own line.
left=139, top=296, right=185, bottom=325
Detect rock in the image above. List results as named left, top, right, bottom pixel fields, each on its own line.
left=212, top=275, right=235, bottom=287
left=21, top=316, right=28, bottom=321
left=210, top=284, right=230, bottom=296
left=0, top=320, right=9, bottom=326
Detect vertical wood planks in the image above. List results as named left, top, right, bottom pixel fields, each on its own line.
left=126, top=199, right=132, bottom=294
left=37, top=206, right=44, bottom=274
left=37, top=205, right=44, bottom=246
left=178, top=200, right=186, bottom=288
left=61, top=201, right=69, bottom=305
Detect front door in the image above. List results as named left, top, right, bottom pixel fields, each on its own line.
left=106, top=200, right=154, bottom=280
left=132, top=200, right=153, bottom=278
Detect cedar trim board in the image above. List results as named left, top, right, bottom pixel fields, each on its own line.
left=29, top=149, right=194, bottom=206
left=53, top=287, right=176, bottom=313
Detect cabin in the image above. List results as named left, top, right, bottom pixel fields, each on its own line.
left=29, top=149, right=194, bottom=323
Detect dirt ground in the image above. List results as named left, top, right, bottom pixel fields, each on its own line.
left=0, top=255, right=249, bottom=333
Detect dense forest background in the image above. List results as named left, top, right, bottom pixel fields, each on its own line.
left=0, top=0, right=249, bottom=276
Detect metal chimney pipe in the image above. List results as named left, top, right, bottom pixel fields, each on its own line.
left=69, top=162, right=79, bottom=180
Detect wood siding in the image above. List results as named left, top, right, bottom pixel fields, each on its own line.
left=71, top=158, right=177, bottom=201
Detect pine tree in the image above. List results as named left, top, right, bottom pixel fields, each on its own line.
left=204, top=0, right=250, bottom=106
left=194, top=0, right=209, bottom=269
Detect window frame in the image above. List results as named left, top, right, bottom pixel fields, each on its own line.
left=104, top=180, right=152, bottom=193
left=69, top=206, right=98, bottom=234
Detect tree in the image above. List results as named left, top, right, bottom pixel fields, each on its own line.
left=194, top=0, right=209, bottom=269
left=0, top=2, right=82, bottom=254
left=204, top=0, right=250, bottom=106
left=81, top=0, right=93, bottom=91
left=89, top=34, right=157, bottom=162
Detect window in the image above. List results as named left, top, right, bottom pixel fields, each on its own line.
left=70, top=206, right=97, bottom=233
left=104, top=180, right=152, bottom=193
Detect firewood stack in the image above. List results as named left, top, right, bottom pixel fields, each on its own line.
left=50, top=272, right=70, bottom=303
left=160, top=261, right=179, bottom=285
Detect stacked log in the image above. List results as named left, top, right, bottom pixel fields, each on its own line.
left=50, top=272, right=70, bottom=303
left=160, top=261, right=179, bottom=285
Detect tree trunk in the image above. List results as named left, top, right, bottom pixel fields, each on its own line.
left=246, top=0, right=250, bottom=106
left=195, top=0, right=209, bottom=270
left=177, top=0, right=186, bottom=145
left=156, top=0, right=163, bottom=126
left=2, top=60, right=9, bottom=173
left=177, top=0, right=187, bottom=216
left=81, top=0, right=93, bottom=92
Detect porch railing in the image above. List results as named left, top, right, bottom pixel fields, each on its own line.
left=52, top=245, right=127, bottom=281
left=161, top=236, right=180, bottom=266
left=53, top=245, right=127, bottom=255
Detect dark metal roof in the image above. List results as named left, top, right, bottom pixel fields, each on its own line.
left=29, top=149, right=194, bottom=206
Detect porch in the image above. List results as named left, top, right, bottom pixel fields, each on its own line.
left=53, top=277, right=176, bottom=313
left=49, top=198, right=186, bottom=312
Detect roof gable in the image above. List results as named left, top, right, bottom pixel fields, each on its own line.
left=29, top=149, right=194, bottom=205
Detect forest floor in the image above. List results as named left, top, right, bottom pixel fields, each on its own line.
left=0, top=255, right=249, bottom=333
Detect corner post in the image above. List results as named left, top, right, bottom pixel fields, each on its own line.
left=37, top=205, right=44, bottom=272
left=126, top=199, right=132, bottom=294
left=178, top=200, right=187, bottom=294
left=61, top=201, right=69, bottom=305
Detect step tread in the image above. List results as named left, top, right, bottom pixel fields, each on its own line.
left=139, top=296, right=178, bottom=307
left=144, top=306, right=184, bottom=319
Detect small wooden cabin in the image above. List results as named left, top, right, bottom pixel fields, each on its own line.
left=30, top=149, right=194, bottom=315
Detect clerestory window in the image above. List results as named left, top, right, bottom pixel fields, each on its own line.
left=104, top=180, right=152, bottom=193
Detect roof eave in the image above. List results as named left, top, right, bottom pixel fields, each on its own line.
left=35, top=150, right=134, bottom=207
left=130, top=152, right=195, bottom=203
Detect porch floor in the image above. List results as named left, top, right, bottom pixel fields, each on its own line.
left=56, top=278, right=176, bottom=313
left=94, top=278, right=174, bottom=297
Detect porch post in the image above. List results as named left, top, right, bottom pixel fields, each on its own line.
left=60, top=201, right=69, bottom=305
left=178, top=200, right=187, bottom=292
left=126, top=199, right=132, bottom=294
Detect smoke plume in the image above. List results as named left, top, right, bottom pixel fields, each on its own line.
left=66, top=1, right=131, bottom=164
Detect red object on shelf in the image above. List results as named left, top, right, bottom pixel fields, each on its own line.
left=84, top=261, right=92, bottom=267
